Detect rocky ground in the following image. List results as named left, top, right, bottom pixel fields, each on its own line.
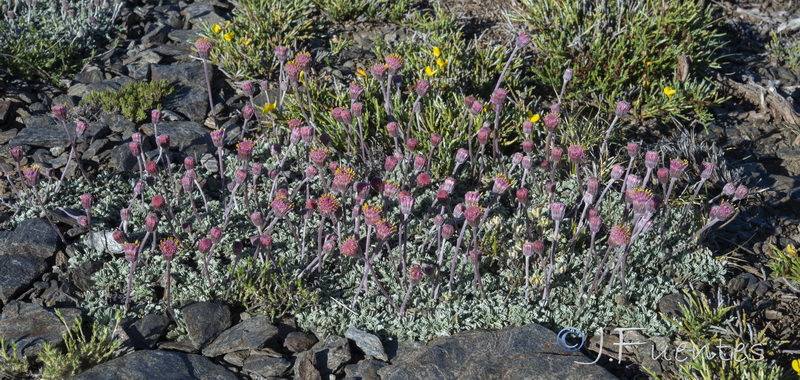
left=0, top=0, right=798, bottom=379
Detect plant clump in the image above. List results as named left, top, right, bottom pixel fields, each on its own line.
left=81, top=80, right=174, bottom=123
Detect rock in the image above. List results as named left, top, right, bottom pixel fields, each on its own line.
left=165, top=85, right=212, bottom=123
left=345, top=326, right=387, bottom=361
left=181, top=2, right=225, bottom=27
left=70, top=350, right=239, bottom=380
left=107, top=142, right=139, bottom=173
left=11, top=117, right=110, bottom=149
left=202, top=315, right=278, bottom=357
left=0, top=99, right=12, bottom=124
left=82, top=230, right=124, bottom=254
left=167, top=29, right=200, bottom=44
left=73, top=68, right=106, bottom=84
left=101, top=114, right=137, bottom=135
left=222, top=350, right=248, bottom=366
left=242, top=351, right=291, bottom=378
left=124, top=313, right=169, bottom=349
left=141, top=24, right=172, bottom=45
left=284, top=331, right=318, bottom=353
left=377, top=324, right=618, bottom=380
left=748, top=280, right=771, bottom=298
left=0, top=302, right=80, bottom=357
left=181, top=302, right=231, bottom=349
left=309, top=335, right=352, bottom=377
left=294, top=350, right=322, bottom=380
left=657, top=293, right=687, bottom=317
left=384, top=340, right=424, bottom=363
left=344, top=359, right=388, bottom=380
left=0, top=218, right=59, bottom=258
left=142, top=121, right=212, bottom=158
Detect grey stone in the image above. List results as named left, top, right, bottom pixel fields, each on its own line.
left=284, top=331, right=318, bottom=353
left=82, top=230, right=124, bottom=254
left=0, top=218, right=59, bottom=258
left=182, top=2, right=224, bottom=27
left=0, top=302, right=80, bottom=357
left=82, top=139, right=109, bottom=161
left=345, top=326, right=387, bottom=361
left=202, top=315, right=278, bottom=357
left=294, top=350, right=322, bottom=380
left=124, top=313, right=169, bottom=349
left=127, top=64, right=151, bottom=81
left=11, top=117, right=110, bottom=149
left=657, top=293, right=686, bottom=317
left=344, top=359, right=387, bottom=380
left=182, top=302, right=231, bottom=349
left=84, top=77, right=135, bottom=94
left=69, top=350, right=239, bottom=380
left=164, top=85, right=210, bottom=123
left=377, top=324, right=618, bottom=380
left=143, top=121, right=212, bottom=158
left=728, top=273, right=758, bottom=293
left=310, top=335, right=351, bottom=377
left=74, top=68, right=105, bottom=84
left=222, top=350, right=248, bottom=366
left=242, top=351, right=291, bottom=377
left=141, top=24, right=172, bottom=45
left=151, top=62, right=205, bottom=86
left=0, top=255, right=50, bottom=304
left=168, top=29, right=200, bottom=44
left=108, top=142, right=138, bottom=173
left=0, top=99, right=12, bottom=124
left=384, top=340, right=424, bottom=363
left=101, top=114, right=137, bottom=135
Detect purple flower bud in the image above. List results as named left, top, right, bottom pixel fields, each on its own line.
left=543, top=113, right=559, bottom=132
left=551, top=147, right=563, bottom=162
left=52, top=104, right=67, bottom=122
left=414, top=156, right=426, bottom=172
left=195, top=38, right=213, bottom=60
left=430, top=133, right=442, bottom=148
left=80, top=193, right=93, bottom=210
left=120, top=208, right=131, bottom=222
left=386, top=122, right=399, bottom=138
left=151, top=109, right=162, bottom=125
left=406, top=138, right=418, bottom=151
left=627, top=142, right=639, bottom=158
left=75, top=121, right=87, bottom=138
left=733, top=185, right=748, bottom=201
left=512, top=153, right=523, bottom=166
left=521, top=155, right=533, bottom=170
left=241, top=81, right=255, bottom=96
left=133, top=180, right=145, bottom=195
left=145, top=213, right=159, bottom=232
left=645, top=151, right=659, bottom=169
left=490, top=88, right=508, bottom=113
left=112, top=230, right=126, bottom=244
left=442, top=223, right=455, bottom=240
left=523, top=242, right=535, bottom=257
left=657, top=167, right=669, bottom=185
left=563, top=68, right=573, bottom=82
left=181, top=177, right=192, bottom=192
left=210, top=129, right=225, bottom=148
left=198, top=238, right=212, bottom=254
left=700, top=162, right=713, bottom=180
left=184, top=156, right=195, bottom=171
left=568, top=145, right=585, bottom=164
left=455, top=148, right=469, bottom=165
left=157, top=134, right=170, bottom=148
left=615, top=101, right=631, bottom=118
left=516, top=32, right=531, bottom=49
left=477, top=127, right=490, bottom=146
left=399, top=195, right=415, bottom=216
left=9, top=146, right=23, bottom=162
left=415, top=79, right=431, bottom=97
left=384, top=156, right=398, bottom=172
left=625, top=174, right=641, bottom=190
left=532, top=240, right=545, bottom=255
left=351, top=102, right=363, bottom=118
left=210, top=226, right=223, bottom=244
left=470, top=100, right=483, bottom=116
left=349, top=82, right=364, bottom=101
left=669, top=159, right=688, bottom=178
left=710, top=202, right=735, bottom=220
left=516, top=188, right=529, bottom=203
left=611, top=165, right=625, bottom=180
left=589, top=216, right=602, bottom=233
left=550, top=203, right=566, bottom=221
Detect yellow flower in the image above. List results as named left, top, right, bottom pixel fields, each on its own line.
left=425, top=66, right=438, bottom=76
left=212, top=23, right=222, bottom=34
left=355, top=68, right=367, bottom=78
left=432, top=46, right=441, bottom=57
left=436, top=58, right=447, bottom=70
left=793, top=359, right=800, bottom=375
left=262, top=103, right=276, bottom=115
left=527, top=111, right=540, bottom=123
left=240, top=37, right=252, bottom=46
left=786, top=244, right=798, bottom=257
left=223, top=32, right=234, bottom=42
left=299, top=71, right=305, bottom=83
left=645, top=61, right=653, bottom=66
left=663, top=86, right=677, bottom=98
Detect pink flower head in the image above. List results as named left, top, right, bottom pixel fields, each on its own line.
left=464, top=205, right=483, bottom=227
left=195, top=38, right=212, bottom=59
left=351, top=102, right=363, bottom=118
left=250, top=212, right=264, bottom=227
left=383, top=181, right=399, bottom=198
left=180, top=177, right=192, bottom=193
left=545, top=182, right=556, bottom=193
left=415, top=79, right=431, bottom=97
left=349, top=82, right=364, bottom=102
left=133, top=180, right=145, bottom=195
left=260, top=234, right=273, bottom=250
left=243, top=105, right=255, bottom=121
left=492, top=174, right=513, bottom=194
left=710, top=201, right=736, bottom=221
left=120, top=208, right=131, bottom=222
left=210, top=226, right=223, bottom=243
left=430, top=133, right=442, bottom=148
left=588, top=216, right=602, bottom=233
left=406, top=138, right=419, bottom=152
left=608, top=225, right=631, bottom=248
left=151, top=195, right=165, bottom=212
left=408, top=266, right=424, bottom=285
left=522, top=140, right=534, bottom=154
left=184, top=156, right=195, bottom=170
left=145, top=161, right=158, bottom=176
left=512, top=153, right=523, bottom=166
left=362, top=203, right=383, bottom=226
left=371, top=63, right=388, bottom=80
left=442, top=177, right=456, bottom=194
left=516, top=32, right=531, bottom=49
left=323, top=235, right=336, bottom=253
left=464, top=96, right=476, bottom=109
left=234, top=169, right=248, bottom=184
left=523, top=242, right=535, bottom=257
left=657, top=167, right=669, bottom=185
left=477, top=127, right=490, bottom=146
left=465, top=191, right=481, bottom=206
left=9, top=146, right=23, bottom=162
left=611, top=164, right=625, bottom=180
left=210, top=129, right=225, bottom=148
left=339, top=109, right=352, bottom=125
left=442, top=223, right=455, bottom=240
left=563, top=68, right=574, bottom=82
left=470, top=100, right=483, bottom=116
left=733, top=185, right=748, bottom=201
left=318, top=194, right=339, bottom=217
left=332, top=166, right=356, bottom=193
left=550, top=103, right=561, bottom=114
left=112, top=230, right=126, bottom=245
left=436, top=190, right=450, bottom=204
left=75, top=121, right=87, bottom=137
left=251, top=163, right=263, bottom=177
left=284, top=60, right=302, bottom=82
left=551, top=146, right=563, bottom=162
left=270, top=196, right=294, bottom=218
left=80, top=193, right=93, bottom=210
left=550, top=203, right=566, bottom=221
left=375, top=219, right=396, bottom=241
left=669, top=159, right=688, bottom=179
left=128, top=141, right=141, bottom=157
left=626, top=142, right=639, bottom=158
left=625, top=174, right=641, bottom=190
left=157, top=134, right=170, bottom=148
left=567, top=144, right=585, bottom=164
left=521, top=155, right=533, bottom=169
left=385, top=122, right=399, bottom=138
left=385, top=54, right=404, bottom=72
left=52, top=104, right=67, bottom=122
left=237, top=139, right=254, bottom=161
left=455, top=148, right=469, bottom=164
left=399, top=195, right=415, bottom=216
left=615, top=101, right=632, bottom=118
left=384, top=155, right=399, bottom=172
left=469, top=249, right=482, bottom=264
left=700, top=162, right=714, bottom=180
left=305, top=165, right=318, bottom=179
left=522, top=121, right=534, bottom=136
left=159, top=237, right=180, bottom=261
left=586, top=177, right=599, bottom=198
left=416, top=173, right=431, bottom=188
left=532, top=240, right=545, bottom=255
left=627, top=188, right=654, bottom=214
left=543, top=113, right=559, bottom=132
left=516, top=187, right=529, bottom=203
left=644, top=151, right=659, bottom=169
left=123, top=241, right=139, bottom=263
left=299, top=126, right=315, bottom=144
left=198, top=238, right=212, bottom=254
left=241, top=81, right=255, bottom=96
left=340, top=237, right=361, bottom=257
left=145, top=213, right=159, bottom=233
left=274, top=46, right=289, bottom=62
left=413, top=156, right=426, bottom=172
left=490, top=88, right=508, bottom=112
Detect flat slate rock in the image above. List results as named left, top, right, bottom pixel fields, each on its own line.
left=11, top=117, right=110, bottom=148
left=242, top=351, right=291, bottom=378
left=0, top=255, right=50, bottom=304
left=69, top=350, right=239, bottom=380
left=142, top=121, right=212, bottom=158
left=182, top=301, right=231, bottom=349
left=377, top=324, right=618, bottom=380
left=124, top=313, right=169, bottom=349
left=0, top=218, right=59, bottom=258
left=202, top=315, right=279, bottom=357
left=345, top=326, right=387, bottom=361
left=0, top=302, right=80, bottom=357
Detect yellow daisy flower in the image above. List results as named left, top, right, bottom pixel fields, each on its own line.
left=224, top=32, right=234, bottom=42
left=663, top=86, right=677, bottom=98
left=212, top=23, right=222, bottom=34
left=432, top=46, right=442, bottom=57
left=425, top=66, right=438, bottom=76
